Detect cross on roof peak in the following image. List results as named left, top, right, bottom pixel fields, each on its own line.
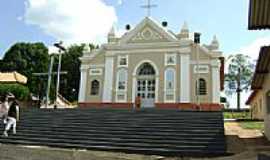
left=141, top=0, right=157, bottom=17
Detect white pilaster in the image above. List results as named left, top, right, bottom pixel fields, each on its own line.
left=211, top=60, right=221, bottom=103
left=78, top=65, right=88, bottom=102
left=132, top=76, right=136, bottom=103
left=180, top=54, right=190, bottom=102
left=102, top=56, right=114, bottom=102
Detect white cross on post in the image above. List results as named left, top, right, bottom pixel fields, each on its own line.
left=141, top=0, right=157, bottom=17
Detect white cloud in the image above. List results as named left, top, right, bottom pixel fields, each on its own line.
left=118, top=0, right=123, bottom=5
left=228, top=36, right=270, bottom=61
left=24, top=0, right=118, bottom=44
left=224, top=36, right=270, bottom=73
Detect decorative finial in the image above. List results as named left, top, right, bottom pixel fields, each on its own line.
left=108, top=26, right=115, bottom=36
left=210, top=35, right=219, bottom=50
left=181, top=21, right=189, bottom=31
left=178, top=21, right=189, bottom=39
left=83, top=45, right=91, bottom=54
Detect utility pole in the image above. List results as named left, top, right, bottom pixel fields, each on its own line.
left=54, top=41, right=66, bottom=108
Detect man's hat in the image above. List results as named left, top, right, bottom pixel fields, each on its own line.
left=6, top=92, right=15, bottom=98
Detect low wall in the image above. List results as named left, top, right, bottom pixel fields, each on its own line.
left=79, top=102, right=223, bottom=111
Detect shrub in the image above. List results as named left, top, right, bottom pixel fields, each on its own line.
left=0, top=83, right=30, bottom=101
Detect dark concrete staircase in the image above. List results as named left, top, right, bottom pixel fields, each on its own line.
left=0, top=108, right=226, bottom=156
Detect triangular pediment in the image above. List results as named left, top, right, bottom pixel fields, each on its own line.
left=120, top=17, right=178, bottom=44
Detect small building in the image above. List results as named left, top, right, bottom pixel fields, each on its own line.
left=246, top=90, right=264, bottom=120
left=246, top=0, right=270, bottom=140
left=78, top=17, right=224, bottom=110
left=0, top=72, right=27, bottom=84
left=246, top=46, right=270, bottom=134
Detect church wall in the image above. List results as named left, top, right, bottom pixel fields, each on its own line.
left=190, top=64, right=212, bottom=103
left=83, top=52, right=105, bottom=102
left=110, top=51, right=181, bottom=103
left=189, top=45, right=213, bottom=103
left=86, top=74, right=103, bottom=102
left=126, top=52, right=165, bottom=103
left=190, top=45, right=211, bottom=60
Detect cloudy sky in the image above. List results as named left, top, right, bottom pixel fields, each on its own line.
left=1, top=0, right=269, bottom=108
left=0, top=0, right=269, bottom=58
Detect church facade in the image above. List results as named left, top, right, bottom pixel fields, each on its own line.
left=78, top=17, right=224, bottom=110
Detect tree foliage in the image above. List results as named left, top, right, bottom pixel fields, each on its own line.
left=0, top=84, right=30, bottom=101
left=59, top=43, right=95, bottom=102
left=0, top=42, right=49, bottom=96
left=225, top=54, right=255, bottom=109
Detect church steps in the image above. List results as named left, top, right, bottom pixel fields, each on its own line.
left=4, top=134, right=225, bottom=146
left=8, top=131, right=224, bottom=142
left=12, top=127, right=225, bottom=138
left=17, top=120, right=223, bottom=127
left=16, top=125, right=224, bottom=132
left=0, top=136, right=225, bottom=152
left=0, top=109, right=226, bottom=156
left=14, top=128, right=224, bottom=138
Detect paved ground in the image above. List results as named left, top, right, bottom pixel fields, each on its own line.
left=0, top=122, right=270, bottom=160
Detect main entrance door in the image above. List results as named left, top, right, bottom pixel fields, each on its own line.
left=136, top=63, right=156, bottom=108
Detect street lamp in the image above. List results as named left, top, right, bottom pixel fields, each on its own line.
left=54, top=41, right=66, bottom=108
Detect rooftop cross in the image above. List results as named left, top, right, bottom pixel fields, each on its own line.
left=141, top=0, right=157, bottom=17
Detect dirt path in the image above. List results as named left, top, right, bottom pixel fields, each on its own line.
left=224, top=122, right=263, bottom=138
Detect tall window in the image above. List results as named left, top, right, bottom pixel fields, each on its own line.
left=90, top=80, right=99, bottom=95
left=165, top=68, right=175, bottom=90
left=117, top=69, right=128, bottom=91
left=196, top=78, right=207, bottom=95
left=164, top=68, right=175, bottom=102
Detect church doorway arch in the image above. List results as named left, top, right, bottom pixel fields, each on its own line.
left=135, top=62, right=157, bottom=108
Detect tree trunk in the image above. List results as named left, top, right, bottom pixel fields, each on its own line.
left=237, top=68, right=241, bottom=110
left=237, top=89, right=241, bottom=110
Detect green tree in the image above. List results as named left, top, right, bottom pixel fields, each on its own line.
left=0, top=84, right=30, bottom=101
left=59, top=43, right=95, bottom=102
left=1, top=42, right=49, bottom=96
left=225, top=54, right=254, bottom=110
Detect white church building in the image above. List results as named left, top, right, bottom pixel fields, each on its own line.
left=78, top=17, right=224, bottom=110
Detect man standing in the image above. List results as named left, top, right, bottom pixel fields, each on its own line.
left=3, top=99, right=20, bottom=137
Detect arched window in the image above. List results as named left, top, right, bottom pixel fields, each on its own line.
left=138, top=63, right=155, bottom=75
left=117, top=69, right=128, bottom=91
left=196, top=78, right=207, bottom=95
left=165, top=68, right=175, bottom=90
left=90, top=80, right=99, bottom=95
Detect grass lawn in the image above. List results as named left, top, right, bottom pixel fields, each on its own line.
left=239, top=121, right=264, bottom=131
left=223, top=111, right=251, bottom=119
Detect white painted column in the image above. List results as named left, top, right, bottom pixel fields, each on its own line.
left=180, top=54, right=190, bottom=102
left=211, top=60, right=221, bottom=103
left=132, top=76, right=136, bottom=103
left=78, top=65, right=88, bottom=102
left=102, top=56, right=114, bottom=102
